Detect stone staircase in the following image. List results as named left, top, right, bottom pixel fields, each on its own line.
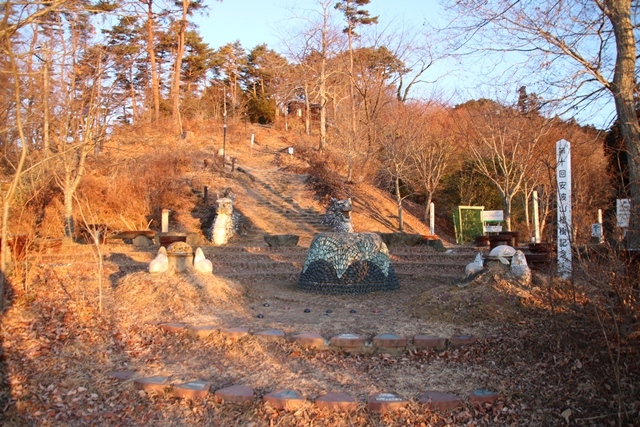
left=231, top=166, right=332, bottom=247
left=200, top=245, right=477, bottom=285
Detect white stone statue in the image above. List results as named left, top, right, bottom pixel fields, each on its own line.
left=510, top=250, right=531, bottom=283
left=465, top=252, right=484, bottom=277
left=149, top=247, right=169, bottom=273
left=193, top=247, right=213, bottom=274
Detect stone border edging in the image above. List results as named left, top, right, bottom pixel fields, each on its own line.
left=158, top=322, right=481, bottom=354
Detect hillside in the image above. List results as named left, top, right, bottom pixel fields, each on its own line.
left=0, top=123, right=638, bottom=427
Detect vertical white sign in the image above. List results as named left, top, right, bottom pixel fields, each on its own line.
left=616, top=198, right=631, bottom=228
left=556, top=139, right=572, bottom=279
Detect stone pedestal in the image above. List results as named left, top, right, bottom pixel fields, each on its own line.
left=167, top=252, right=193, bottom=273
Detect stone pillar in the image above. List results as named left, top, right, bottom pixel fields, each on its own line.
left=429, top=202, right=435, bottom=235
left=162, top=209, right=170, bottom=233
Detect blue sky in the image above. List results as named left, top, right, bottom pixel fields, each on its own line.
left=194, top=0, right=440, bottom=51
left=192, top=0, right=615, bottom=129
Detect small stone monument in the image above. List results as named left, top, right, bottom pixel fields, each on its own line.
left=510, top=250, right=531, bottom=284
left=465, top=252, right=484, bottom=277
left=149, top=247, right=169, bottom=273
left=166, top=242, right=194, bottom=273
left=193, top=247, right=213, bottom=273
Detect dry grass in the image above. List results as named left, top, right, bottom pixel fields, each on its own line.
left=1, top=121, right=638, bottom=426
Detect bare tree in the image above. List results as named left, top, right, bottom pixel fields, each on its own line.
left=445, top=0, right=640, bottom=247
left=406, top=103, right=455, bottom=222
left=453, top=99, right=552, bottom=231
left=335, top=0, right=377, bottom=182
left=377, top=102, right=421, bottom=232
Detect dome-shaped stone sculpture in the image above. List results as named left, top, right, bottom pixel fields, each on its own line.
left=298, top=232, right=398, bottom=294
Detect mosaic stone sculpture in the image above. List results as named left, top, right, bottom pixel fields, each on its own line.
left=321, top=198, right=355, bottom=233
left=298, top=232, right=399, bottom=294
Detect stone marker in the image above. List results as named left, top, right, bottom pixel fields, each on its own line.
left=134, top=376, right=171, bottom=394
left=149, top=247, right=169, bottom=273
left=193, top=247, right=213, bottom=274
left=413, top=335, right=447, bottom=349
left=220, top=327, right=250, bottom=340
left=172, top=380, right=211, bottom=399
left=291, top=332, right=327, bottom=349
left=469, top=389, right=499, bottom=405
left=254, top=329, right=286, bottom=342
left=315, top=391, right=358, bottom=412
left=214, top=385, right=254, bottom=405
left=263, top=389, right=306, bottom=411
left=418, top=391, right=463, bottom=412
left=367, top=392, right=408, bottom=413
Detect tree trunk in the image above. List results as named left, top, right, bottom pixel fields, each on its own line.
left=346, top=21, right=356, bottom=183
left=64, top=189, right=74, bottom=238
left=146, top=1, right=160, bottom=123
left=423, top=191, right=433, bottom=223
left=606, top=0, right=640, bottom=249
left=396, top=174, right=404, bottom=232
left=171, top=1, right=187, bottom=134
left=503, top=194, right=512, bottom=231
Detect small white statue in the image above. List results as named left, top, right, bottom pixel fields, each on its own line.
left=149, top=247, right=169, bottom=273
left=510, top=250, right=531, bottom=283
left=465, top=252, right=484, bottom=277
left=193, top=247, right=213, bottom=274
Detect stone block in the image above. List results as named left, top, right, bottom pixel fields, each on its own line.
left=187, top=325, right=217, bottom=338
left=254, top=329, right=286, bottom=342
left=220, top=327, right=250, bottom=340
left=134, top=376, right=171, bottom=394
left=367, top=392, right=408, bottom=413
left=263, top=389, right=306, bottom=411
left=469, top=389, right=499, bottom=405
left=133, top=235, right=153, bottom=247
left=172, top=380, right=211, bottom=399
left=450, top=335, right=478, bottom=346
left=106, top=370, right=136, bottom=381
left=372, top=333, right=407, bottom=348
left=315, top=392, right=358, bottom=412
left=291, top=332, right=327, bottom=349
left=159, top=323, right=188, bottom=333
left=330, top=333, right=365, bottom=348
left=214, top=385, right=254, bottom=406
left=418, top=391, right=463, bottom=412
left=413, top=335, right=447, bottom=349
left=264, top=234, right=299, bottom=247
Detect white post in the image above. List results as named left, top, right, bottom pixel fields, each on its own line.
left=597, top=208, right=604, bottom=243
left=250, top=134, right=254, bottom=148
left=161, top=209, right=170, bottom=233
left=556, top=139, right=572, bottom=279
left=532, top=190, right=540, bottom=243
left=429, top=202, right=435, bottom=235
